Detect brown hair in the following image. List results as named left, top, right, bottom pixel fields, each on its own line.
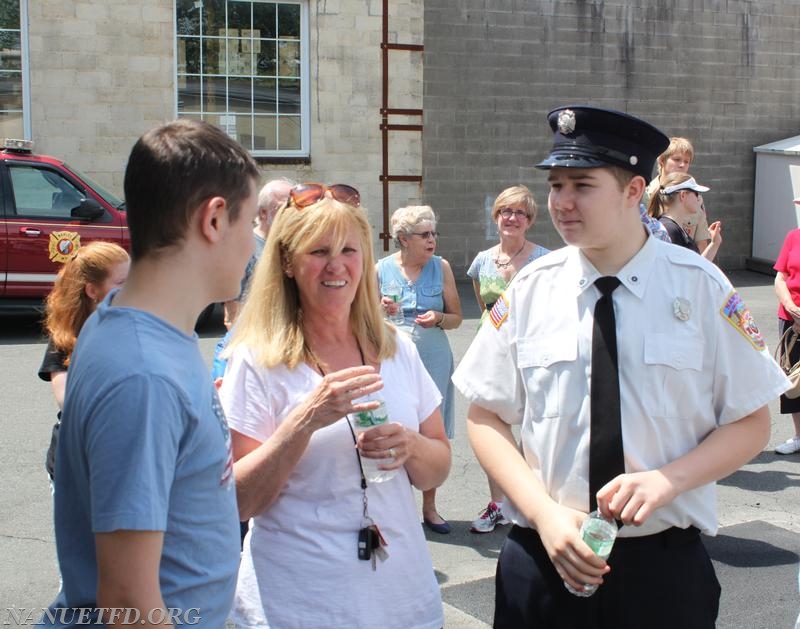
left=646, top=172, right=693, bottom=219
left=656, top=137, right=695, bottom=175
left=44, top=241, right=130, bottom=365
left=491, top=185, right=538, bottom=223
left=123, top=119, right=260, bottom=260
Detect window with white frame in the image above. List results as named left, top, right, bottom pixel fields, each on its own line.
left=176, top=0, right=309, bottom=158
left=0, top=0, right=27, bottom=139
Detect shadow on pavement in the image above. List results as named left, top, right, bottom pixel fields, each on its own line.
left=709, top=521, right=799, bottom=629
left=706, top=525, right=799, bottom=569
left=719, top=450, right=800, bottom=492
left=424, top=520, right=508, bottom=561
left=719, top=467, right=800, bottom=493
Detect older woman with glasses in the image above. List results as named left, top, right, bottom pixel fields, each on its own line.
left=220, top=184, right=450, bottom=628
left=466, top=185, right=550, bottom=533
left=376, top=205, right=462, bottom=534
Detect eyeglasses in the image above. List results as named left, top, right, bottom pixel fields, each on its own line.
left=288, top=183, right=360, bottom=209
left=499, top=208, right=529, bottom=220
left=411, top=231, right=439, bottom=239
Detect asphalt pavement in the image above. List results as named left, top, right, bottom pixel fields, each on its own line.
left=0, top=270, right=798, bottom=628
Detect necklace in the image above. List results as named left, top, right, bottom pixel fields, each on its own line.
left=493, top=242, right=527, bottom=269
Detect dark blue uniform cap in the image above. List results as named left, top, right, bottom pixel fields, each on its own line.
left=535, top=105, right=670, bottom=181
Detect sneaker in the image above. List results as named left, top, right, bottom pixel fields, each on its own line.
left=775, top=436, right=800, bottom=455
left=470, top=502, right=508, bottom=533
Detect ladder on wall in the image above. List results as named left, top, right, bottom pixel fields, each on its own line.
left=379, top=0, right=423, bottom=251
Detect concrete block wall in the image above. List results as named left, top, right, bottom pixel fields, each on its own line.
left=423, top=0, right=800, bottom=275
left=26, top=0, right=424, bottom=256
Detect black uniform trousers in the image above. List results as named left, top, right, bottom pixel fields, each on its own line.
left=494, top=524, right=720, bottom=629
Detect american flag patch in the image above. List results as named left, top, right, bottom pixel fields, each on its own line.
left=489, top=294, right=510, bottom=329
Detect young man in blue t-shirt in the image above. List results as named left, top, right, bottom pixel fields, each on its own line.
left=44, top=120, right=260, bottom=627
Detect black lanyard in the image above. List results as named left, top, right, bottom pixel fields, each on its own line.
left=308, top=342, right=371, bottom=518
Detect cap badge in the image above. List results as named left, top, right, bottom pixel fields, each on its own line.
left=673, top=297, right=691, bottom=322
left=557, top=109, right=576, bottom=135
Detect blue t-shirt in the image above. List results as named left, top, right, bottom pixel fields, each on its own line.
left=44, top=295, right=240, bottom=627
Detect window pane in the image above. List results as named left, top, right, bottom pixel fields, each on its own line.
left=278, top=115, right=300, bottom=150
left=277, top=78, right=299, bottom=113
left=227, top=2, right=250, bottom=30
left=0, top=30, right=20, bottom=70
left=203, top=38, right=222, bottom=75
left=253, top=3, right=277, bottom=38
left=277, top=4, right=300, bottom=38
left=253, top=77, right=276, bottom=113
left=252, top=115, right=277, bottom=150
left=0, top=2, right=20, bottom=30
left=228, top=77, right=252, bottom=112
left=277, top=40, right=299, bottom=77
left=178, top=37, right=201, bottom=74
left=178, top=76, right=202, bottom=112
left=232, top=114, right=254, bottom=150
left=227, top=38, right=253, bottom=76
left=176, top=0, right=200, bottom=36
left=204, top=76, right=228, bottom=112
left=203, top=0, right=226, bottom=34
left=10, top=166, right=84, bottom=219
left=255, top=40, right=276, bottom=76
left=0, top=70, right=22, bottom=109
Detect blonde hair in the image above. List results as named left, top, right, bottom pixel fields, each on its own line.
left=390, top=205, right=436, bottom=247
left=229, top=196, right=396, bottom=369
left=491, top=185, right=538, bottom=223
left=44, top=241, right=130, bottom=365
left=647, top=172, right=693, bottom=219
left=657, top=137, right=695, bottom=175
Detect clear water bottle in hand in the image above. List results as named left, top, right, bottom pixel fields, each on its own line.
left=383, top=282, right=405, bottom=326
left=564, top=510, right=618, bottom=597
left=347, top=398, right=398, bottom=484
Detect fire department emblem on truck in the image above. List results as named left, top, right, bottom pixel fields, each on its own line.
left=48, top=231, right=81, bottom=263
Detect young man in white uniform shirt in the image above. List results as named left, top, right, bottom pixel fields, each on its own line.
left=452, top=106, right=790, bottom=629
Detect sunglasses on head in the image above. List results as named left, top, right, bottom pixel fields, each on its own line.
left=288, top=183, right=361, bottom=209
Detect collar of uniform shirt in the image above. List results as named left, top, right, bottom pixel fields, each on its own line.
left=574, top=231, right=657, bottom=300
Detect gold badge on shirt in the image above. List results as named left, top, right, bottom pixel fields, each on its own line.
left=720, top=291, right=765, bottom=351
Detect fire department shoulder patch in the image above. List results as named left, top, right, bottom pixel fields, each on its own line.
left=720, top=290, right=765, bottom=351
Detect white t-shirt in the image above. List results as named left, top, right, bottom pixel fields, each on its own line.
left=453, top=234, right=790, bottom=537
left=220, top=332, right=444, bottom=629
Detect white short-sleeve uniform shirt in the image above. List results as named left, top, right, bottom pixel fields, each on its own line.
left=453, top=234, right=789, bottom=537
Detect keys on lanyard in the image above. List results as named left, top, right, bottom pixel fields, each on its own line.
left=357, top=522, right=389, bottom=571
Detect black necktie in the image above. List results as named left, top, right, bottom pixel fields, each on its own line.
left=589, top=276, right=624, bottom=513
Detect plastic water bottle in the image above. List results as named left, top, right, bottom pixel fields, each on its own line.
left=383, top=282, right=405, bottom=326
left=389, top=294, right=405, bottom=325
left=564, top=510, right=618, bottom=597
left=347, top=398, right=397, bottom=484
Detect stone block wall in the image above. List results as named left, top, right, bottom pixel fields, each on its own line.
left=423, top=0, right=800, bottom=274
left=28, top=0, right=174, bottom=194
